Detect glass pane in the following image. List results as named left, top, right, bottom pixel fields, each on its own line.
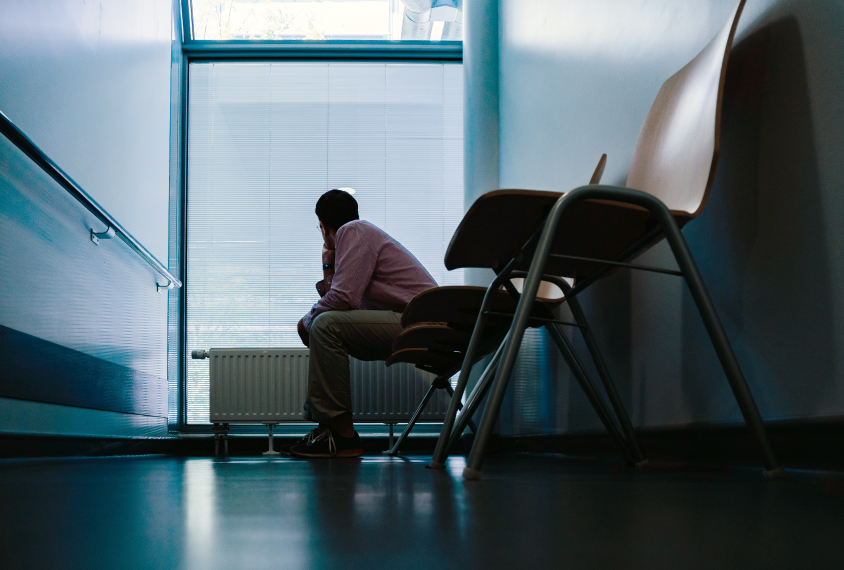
left=190, top=0, right=463, bottom=41
left=186, top=62, right=464, bottom=423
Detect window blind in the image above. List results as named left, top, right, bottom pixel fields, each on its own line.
left=186, top=62, right=464, bottom=423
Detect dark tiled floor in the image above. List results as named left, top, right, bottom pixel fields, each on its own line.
left=1, top=453, right=844, bottom=569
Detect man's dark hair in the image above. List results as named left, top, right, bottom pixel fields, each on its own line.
left=315, top=189, right=359, bottom=231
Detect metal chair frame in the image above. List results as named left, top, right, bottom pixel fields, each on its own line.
left=451, top=186, right=783, bottom=480
left=382, top=372, right=479, bottom=456
left=428, top=228, right=650, bottom=469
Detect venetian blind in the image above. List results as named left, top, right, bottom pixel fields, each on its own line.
left=186, top=62, right=464, bottom=423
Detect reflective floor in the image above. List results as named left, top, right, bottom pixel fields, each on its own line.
left=1, top=453, right=844, bottom=569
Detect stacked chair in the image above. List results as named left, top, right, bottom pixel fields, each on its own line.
left=386, top=0, right=782, bottom=479
left=382, top=155, right=650, bottom=466
left=446, top=0, right=782, bottom=479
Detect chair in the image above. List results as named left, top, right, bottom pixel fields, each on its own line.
left=454, top=0, right=784, bottom=479
left=381, top=155, right=644, bottom=461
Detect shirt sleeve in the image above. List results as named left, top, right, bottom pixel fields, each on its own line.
left=301, top=224, right=379, bottom=331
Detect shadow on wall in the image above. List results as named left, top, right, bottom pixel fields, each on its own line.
left=500, top=15, right=842, bottom=436
left=516, top=16, right=837, bottom=436
left=681, top=16, right=834, bottom=423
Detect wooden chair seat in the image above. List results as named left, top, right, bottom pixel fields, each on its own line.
left=401, top=286, right=556, bottom=329
left=445, top=190, right=693, bottom=280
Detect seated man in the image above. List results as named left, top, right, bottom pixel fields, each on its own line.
left=287, top=189, right=438, bottom=458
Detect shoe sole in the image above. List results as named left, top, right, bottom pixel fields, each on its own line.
left=290, top=448, right=364, bottom=458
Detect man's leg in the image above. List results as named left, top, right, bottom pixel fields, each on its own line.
left=304, top=310, right=403, bottom=438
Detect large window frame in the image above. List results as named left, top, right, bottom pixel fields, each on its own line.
left=173, top=2, right=463, bottom=434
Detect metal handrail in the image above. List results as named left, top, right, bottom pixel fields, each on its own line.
left=0, top=109, right=182, bottom=289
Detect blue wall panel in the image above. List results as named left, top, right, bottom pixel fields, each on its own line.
left=0, top=325, right=165, bottom=418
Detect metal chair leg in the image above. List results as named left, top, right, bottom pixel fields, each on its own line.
left=429, top=334, right=507, bottom=468
left=660, top=218, right=784, bottom=477
left=437, top=341, right=505, bottom=456
left=462, top=300, right=535, bottom=480
left=563, top=294, right=647, bottom=465
left=443, top=382, right=478, bottom=433
left=428, top=280, right=512, bottom=469
left=429, top=231, right=543, bottom=470
left=463, top=191, right=588, bottom=479
left=545, top=323, right=639, bottom=464
left=384, top=383, right=438, bottom=456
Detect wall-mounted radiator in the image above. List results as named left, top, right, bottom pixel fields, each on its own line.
left=192, top=348, right=451, bottom=424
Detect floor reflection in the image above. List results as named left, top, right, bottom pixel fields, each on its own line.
left=182, top=460, right=216, bottom=570
left=2, top=454, right=843, bottom=569
left=178, top=455, right=467, bottom=569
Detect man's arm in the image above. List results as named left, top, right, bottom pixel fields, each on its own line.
left=303, top=244, right=336, bottom=346
left=300, top=224, right=379, bottom=332
left=316, top=245, right=336, bottom=297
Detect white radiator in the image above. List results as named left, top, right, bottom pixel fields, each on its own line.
left=193, top=348, right=451, bottom=424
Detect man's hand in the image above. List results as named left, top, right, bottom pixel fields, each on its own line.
left=322, top=245, right=336, bottom=266
left=297, top=318, right=310, bottom=348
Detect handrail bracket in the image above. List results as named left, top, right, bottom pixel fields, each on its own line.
left=90, top=226, right=116, bottom=245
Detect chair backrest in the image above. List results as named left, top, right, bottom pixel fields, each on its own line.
left=589, top=153, right=607, bottom=186
left=626, top=0, right=745, bottom=217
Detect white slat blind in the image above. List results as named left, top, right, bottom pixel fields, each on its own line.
left=186, top=62, right=464, bottom=423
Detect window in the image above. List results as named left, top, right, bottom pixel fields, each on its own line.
left=185, top=62, right=464, bottom=423
left=189, top=0, right=464, bottom=42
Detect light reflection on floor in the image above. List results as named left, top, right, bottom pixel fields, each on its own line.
left=2, top=454, right=844, bottom=569
left=176, top=455, right=469, bottom=570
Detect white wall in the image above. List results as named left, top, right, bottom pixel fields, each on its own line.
left=0, top=0, right=172, bottom=261
left=478, top=0, right=844, bottom=434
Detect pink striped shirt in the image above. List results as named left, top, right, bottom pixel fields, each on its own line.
left=301, top=220, right=438, bottom=331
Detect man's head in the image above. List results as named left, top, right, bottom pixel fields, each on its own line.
left=315, top=189, right=359, bottom=232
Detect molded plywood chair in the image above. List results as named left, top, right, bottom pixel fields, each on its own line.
left=456, top=0, right=783, bottom=479
left=424, top=155, right=649, bottom=467
left=382, top=155, right=645, bottom=461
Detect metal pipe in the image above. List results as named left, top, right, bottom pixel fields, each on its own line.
left=545, top=323, right=637, bottom=464
left=401, top=1, right=434, bottom=40
left=263, top=424, right=281, bottom=456
left=483, top=311, right=586, bottom=329
left=566, top=227, right=664, bottom=297
left=549, top=253, right=682, bottom=276
left=564, top=290, right=647, bottom=465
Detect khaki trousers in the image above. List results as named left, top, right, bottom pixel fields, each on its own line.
left=304, top=310, right=403, bottom=422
